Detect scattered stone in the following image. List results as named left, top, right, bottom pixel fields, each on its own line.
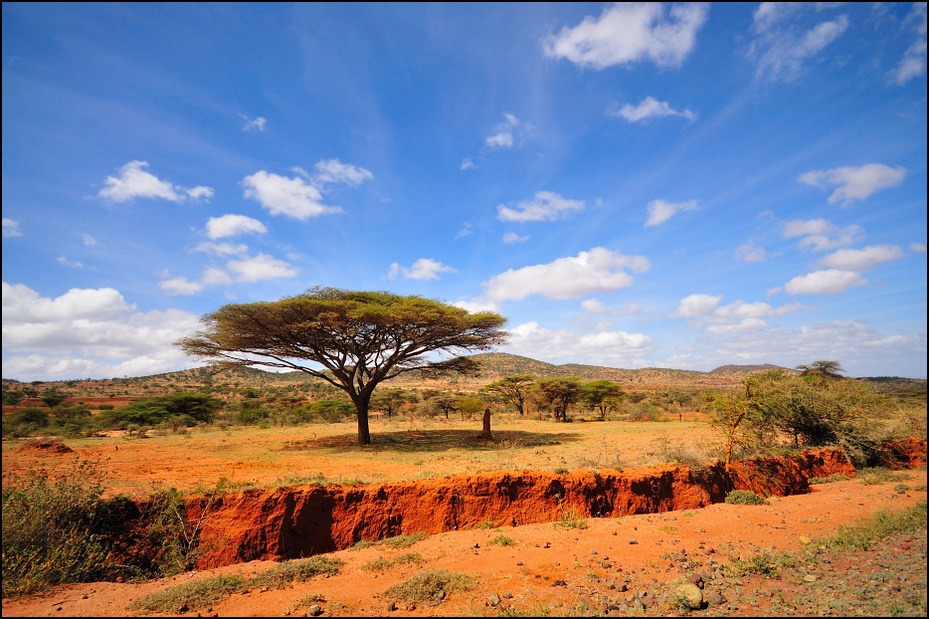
left=386, top=601, right=397, bottom=612
left=629, top=539, right=638, bottom=545
left=675, top=583, right=703, bottom=610
left=488, top=593, right=501, bottom=606
left=307, top=605, right=323, bottom=617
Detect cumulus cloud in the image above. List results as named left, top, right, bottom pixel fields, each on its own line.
left=644, top=199, right=697, bottom=227
left=56, top=256, right=85, bottom=269
left=194, top=241, right=249, bottom=257
left=816, top=245, right=905, bottom=271
left=242, top=171, right=340, bottom=220
left=497, top=191, right=585, bottom=223
left=479, top=247, right=651, bottom=305
left=501, top=321, right=654, bottom=368
left=798, top=163, right=906, bottom=206
left=911, top=242, right=927, bottom=253
left=2, top=218, right=22, bottom=237
left=782, top=218, right=864, bottom=251
left=240, top=114, right=267, bottom=131
left=158, top=276, right=203, bottom=296
left=388, top=258, right=457, bottom=281
left=543, top=2, right=709, bottom=69
left=98, top=161, right=214, bottom=203
left=784, top=269, right=867, bottom=295
left=672, top=293, right=721, bottom=318
left=2, top=281, right=201, bottom=381
left=581, top=299, right=607, bottom=314
left=749, top=4, right=849, bottom=82
left=243, top=159, right=372, bottom=221
left=673, top=293, right=807, bottom=333
left=82, top=234, right=97, bottom=246
left=205, top=214, right=268, bottom=239
left=226, top=253, right=299, bottom=282
left=892, top=2, right=927, bottom=85
left=460, top=158, right=476, bottom=170
left=614, top=96, right=697, bottom=122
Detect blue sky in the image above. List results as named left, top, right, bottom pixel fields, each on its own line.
left=2, top=2, right=927, bottom=382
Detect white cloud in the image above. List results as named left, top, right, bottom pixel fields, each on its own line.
left=672, top=293, right=721, bottom=317
left=782, top=218, right=864, bottom=251
left=750, top=8, right=849, bottom=82
left=480, top=247, right=651, bottom=304
left=82, top=234, right=97, bottom=246
left=614, top=96, right=697, bottom=122
left=201, top=267, right=234, bottom=287
left=2, top=218, right=22, bottom=237
left=242, top=170, right=341, bottom=220
left=159, top=276, right=203, bottom=296
left=816, top=245, right=906, bottom=271
left=455, top=223, right=473, bottom=239
left=736, top=243, right=766, bottom=262
left=226, top=253, right=299, bottom=282
left=784, top=269, right=867, bottom=295
left=241, top=114, right=268, bottom=131
left=206, top=214, right=268, bottom=239
left=98, top=161, right=213, bottom=203
left=194, top=241, right=249, bottom=256
left=56, top=256, right=85, bottom=269
left=501, top=321, right=654, bottom=368
left=497, top=191, right=585, bottom=223
left=2, top=281, right=201, bottom=381
left=460, top=158, right=475, bottom=170
left=543, top=2, right=709, bottom=69
left=388, top=258, right=457, bottom=281
left=911, top=242, right=927, bottom=253
left=484, top=113, right=522, bottom=149
left=798, top=163, right=906, bottom=206
left=892, top=2, right=927, bottom=85
left=312, top=159, right=374, bottom=187
left=502, top=232, right=530, bottom=244
left=581, top=299, right=607, bottom=314
left=644, top=199, right=697, bottom=227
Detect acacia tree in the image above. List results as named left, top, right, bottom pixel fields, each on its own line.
left=580, top=379, right=624, bottom=420
left=533, top=377, right=582, bottom=422
left=482, top=375, right=535, bottom=415
left=175, top=287, right=508, bottom=445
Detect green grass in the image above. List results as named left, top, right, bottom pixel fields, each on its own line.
left=383, top=569, right=475, bottom=604
left=352, top=531, right=429, bottom=550
left=127, top=575, right=245, bottom=614
left=487, top=534, right=516, bottom=546
left=812, top=500, right=926, bottom=552
left=809, top=473, right=852, bottom=484
left=724, top=489, right=769, bottom=505
left=246, top=556, right=345, bottom=589
left=361, top=552, right=422, bottom=571
left=856, top=467, right=911, bottom=486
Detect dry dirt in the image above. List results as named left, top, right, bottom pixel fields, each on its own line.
left=2, top=418, right=926, bottom=617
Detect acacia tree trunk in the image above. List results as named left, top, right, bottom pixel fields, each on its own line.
left=353, top=394, right=372, bottom=446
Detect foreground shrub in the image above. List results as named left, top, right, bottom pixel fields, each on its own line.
left=1, top=459, right=118, bottom=597
left=127, top=575, right=245, bottom=614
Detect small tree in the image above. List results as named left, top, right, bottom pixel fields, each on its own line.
left=580, top=379, right=624, bottom=420
left=533, top=377, right=582, bottom=422
left=701, top=391, right=751, bottom=471
left=482, top=375, right=535, bottom=415
left=370, top=388, right=410, bottom=420
left=178, top=288, right=508, bottom=446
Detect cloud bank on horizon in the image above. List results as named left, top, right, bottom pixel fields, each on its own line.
left=2, top=2, right=926, bottom=381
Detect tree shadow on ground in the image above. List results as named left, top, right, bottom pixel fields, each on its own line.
left=280, top=429, right=583, bottom=454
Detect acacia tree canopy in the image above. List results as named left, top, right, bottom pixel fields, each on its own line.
left=175, top=287, right=508, bottom=445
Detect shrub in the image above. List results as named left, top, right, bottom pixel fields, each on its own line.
left=1, top=459, right=118, bottom=597
left=724, top=490, right=769, bottom=505
left=128, top=575, right=245, bottom=614
left=384, top=569, right=475, bottom=604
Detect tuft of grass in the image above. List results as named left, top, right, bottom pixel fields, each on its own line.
left=361, top=552, right=422, bottom=572
left=127, top=575, right=245, bottom=614
left=475, top=517, right=500, bottom=529
left=384, top=569, right=475, bottom=604
left=809, top=473, right=852, bottom=484
left=487, top=534, right=516, bottom=546
left=247, top=556, right=345, bottom=589
left=724, top=489, right=769, bottom=505
left=856, top=467, right=910, bottom=486
left=722, top=550, right=796, bottom=578
left=812, top=500, right=926, bottom=552
left=352, top=531, right=428, bottom=551
left=554, top=504, right=588, bottom=530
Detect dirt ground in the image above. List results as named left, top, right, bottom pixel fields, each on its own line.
left=2, top=419, right=926, bottom=617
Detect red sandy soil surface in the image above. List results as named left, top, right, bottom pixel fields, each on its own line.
left=2, top=423, right=926, bottom=617
left=1, top=469, right=925, bottom=617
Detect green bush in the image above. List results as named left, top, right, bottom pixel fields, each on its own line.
left=724, top=490, right=769, bottom=505
left=2, top=459, right=118, bottom=597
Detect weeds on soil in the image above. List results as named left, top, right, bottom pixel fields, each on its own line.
left=383, top=569, right=475, bottom=604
